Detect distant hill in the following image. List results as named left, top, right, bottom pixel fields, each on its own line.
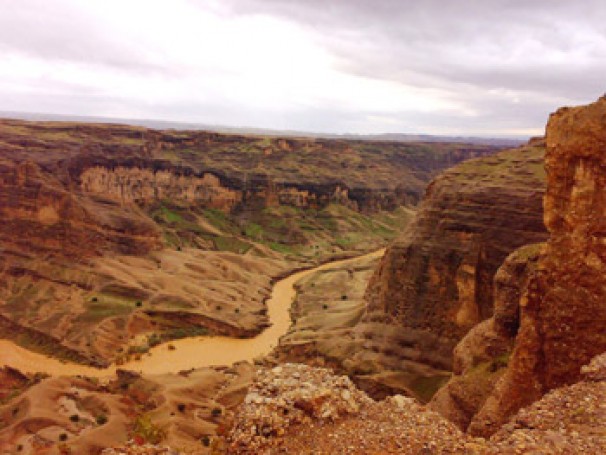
left=0, top=111, right=526, bottom=147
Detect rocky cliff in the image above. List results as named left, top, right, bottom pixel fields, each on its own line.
left=429, top=243, right=542, bottom=430
left=462, top=96, right=606, bottom=436
left=364, top=144, right=548, bottom=375
left=0, top=119, right=500, bottom=212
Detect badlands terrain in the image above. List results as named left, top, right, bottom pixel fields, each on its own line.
left=1, top=96, right=606, bottom=454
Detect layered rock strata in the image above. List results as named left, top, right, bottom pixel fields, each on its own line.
left=270, top=146, right=548, bottom=402
left=364, top=145, right=548, bottom=374
left=467, top=96, right=606, bottom=436
left=429, top=243, right=542, bottom=430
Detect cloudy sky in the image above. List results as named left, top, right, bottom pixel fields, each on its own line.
left=1, top=0, right=605, bottom=137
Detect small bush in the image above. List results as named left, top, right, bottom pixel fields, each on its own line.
left=133, top=414, right=166, bottom=444
left=322, top=304, right=328, bottom=310
left=341, top=295, right=347, bottom=300
left=96, top=414, right=108, bottom=425
left=147, top=333, right=161, bottom=347
left=201, top=435, right=211, bottom=447
left=91, top=297, right=98, bottom=302
left=69, top=414, right=79, bottom=422
left=177, top=403, right=186, bottom=413
left=59, top=433, right=68, bottom=442
left=135, top=301, right=142, bottom=307
left=211, top=407, right=222, bottom=417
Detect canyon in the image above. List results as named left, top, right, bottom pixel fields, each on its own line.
left=271, top=141, right=549, bottom=401
left=1, top=96, right=606, bottom=454
left=0, top=119, right=498, bottom=368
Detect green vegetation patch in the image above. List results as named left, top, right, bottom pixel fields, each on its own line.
left=213, top=236, right=252, bottom=254
left=410, top=374, right=452, bottom=403
left=78, top=293, right=137, bottom=323
left=132, top=414, right=166, bottom=444
left=244, top=222, right=264, bottom=240
left=203, top=208, right=236, bottom=233
left=153, top=205, right=183, bottom=224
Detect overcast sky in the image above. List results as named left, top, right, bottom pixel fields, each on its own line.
left=1, top=0, right=605, bottom=137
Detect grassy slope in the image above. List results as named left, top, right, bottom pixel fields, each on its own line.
left=148, top=200, right=415, bottom=262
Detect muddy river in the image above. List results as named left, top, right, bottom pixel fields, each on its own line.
left=0, top=249, right=384, bottom=377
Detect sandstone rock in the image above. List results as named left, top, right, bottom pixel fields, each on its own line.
left=470, top=96, right=606, bottom=437
left=226, top=363, right=372, bottom=452
left=429, top=243, right=542, bottom=430
left=364, top=144, right=547, bottom=376
left=488, top=352, right=606, bottom=454
left=581, top=352, right=606, bottom=382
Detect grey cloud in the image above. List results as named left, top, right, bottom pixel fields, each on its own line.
left=222, top=0, right=606, bottom=112
left=2, top=0, right=606, bottom=135
left=0, top=0, right=164, bottom=72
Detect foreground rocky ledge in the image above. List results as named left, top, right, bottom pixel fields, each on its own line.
left=4, top=357, right=605, bottom=454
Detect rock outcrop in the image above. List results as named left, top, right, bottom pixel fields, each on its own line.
left=364, top=145, right=548, bottom=375
left=488, top=352, right=606, bottom=453
left=466, top=96, right=606, bottom=436
left=0, top=160, right=160, bottom=260
left=429, top=243, right=542, bottom=430
left=223, top=358, right=606, bottom=453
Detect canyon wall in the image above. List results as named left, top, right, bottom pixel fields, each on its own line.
left=428, top=243, right=542, bottom=430
left=0, top=160, right=160, bottom=260
left=364, top=144, right=548, bottom=371
left=78, top=166, right=359, bottom=212
left=271, top=145, right=549, bottom=403
left=462, top=96, right=606, bottom=436
left=0, top=118, right=505, bottom=261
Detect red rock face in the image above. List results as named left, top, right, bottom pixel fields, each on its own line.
left=428, top=243, right=542, bottom=431
left=0, top=160, right=160, bottom=260
left=467, top=96, right=606, bottom=436
left=537, top=98, right=606, bottom=388
left=364, top=145, right=548, bottom=371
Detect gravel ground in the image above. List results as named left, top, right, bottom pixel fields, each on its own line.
left=102, top=354, right=606, bottom=454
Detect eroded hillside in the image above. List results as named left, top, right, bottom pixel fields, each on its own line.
left=0, top=119, right=498, bottom=365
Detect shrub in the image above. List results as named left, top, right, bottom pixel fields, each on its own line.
left=211, top=407, right=222, bottom=417
left=59, top=433, right=68, bottom=441
left=341, top=295, right=348, bottom=300
left=96, top=414, right=108, bottom=425
left=201, top=436, right=211, bottom=447
left=177, top=403, right=186, bottom=413
left=135, top=301, right=142, bottom=307
left=132, top=414, right=166, bottom=444
left=69, top=414, right=79, bottom=422
left=147, top=333, right=161, bottom=347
